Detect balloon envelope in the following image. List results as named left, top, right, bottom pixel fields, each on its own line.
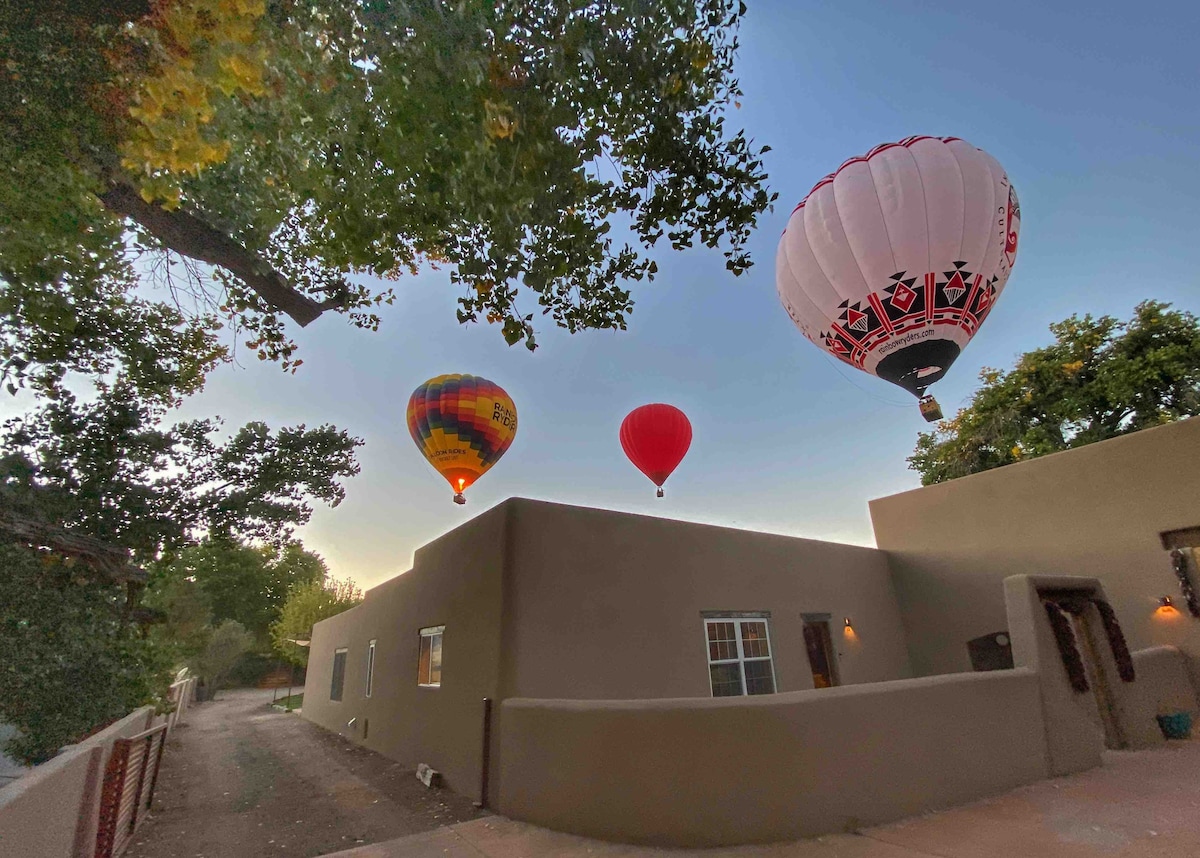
left=620, top=404, right=692, bottom=493
left=776, top=136, right=1020, bottom=397
left=407, top=374, right=517, bottom=502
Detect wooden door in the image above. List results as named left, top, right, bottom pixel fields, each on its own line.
left=802, top=620, right=839, bottom=688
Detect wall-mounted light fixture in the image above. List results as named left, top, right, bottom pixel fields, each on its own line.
left=843, top=617, right=853, bottom=629
left=1155, top=595, right=1181, bottom=618
left=1152, top=595, right=1180, bottom=614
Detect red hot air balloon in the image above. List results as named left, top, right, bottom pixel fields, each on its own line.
left=619, top=404, right=692, bottom=497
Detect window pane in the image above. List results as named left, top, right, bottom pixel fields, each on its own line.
left=418, top=636, right=431, bottom=685
left=707, top=621, right=740, bottom=662
left=710, top=662, right=744, bottom=696
left=429, top=633, right=442, bottom=686
left=744, top=659, right=775, bottom=695
left=709, top=622, right=735, bottom=643
left=741, top=622, right=770, bottom=658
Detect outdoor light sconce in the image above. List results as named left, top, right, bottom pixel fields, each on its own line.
left=843, top=617, right=853, bottom=630
left=1157, top=596, right=1179, bottom=616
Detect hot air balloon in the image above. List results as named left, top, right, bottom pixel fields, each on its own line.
left=776, top=136, right=1021, bottom=421
left=407, top=374, right=517, bottom=504
left=620, top=404, right=692, bottom=497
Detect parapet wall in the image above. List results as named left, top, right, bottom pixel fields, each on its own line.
left=1123, top=646, right=1200, bottom=748
left=494, top=668, right=1049, bottom=847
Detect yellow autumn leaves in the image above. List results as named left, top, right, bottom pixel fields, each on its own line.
left=483, top=99, right=519, bottom=141
left=120, top=0, right=269, bottom=208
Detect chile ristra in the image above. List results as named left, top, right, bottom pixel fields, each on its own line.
left=775, top=136, right=1021, bottom=420
left=407, top=374, right=517, bottom=504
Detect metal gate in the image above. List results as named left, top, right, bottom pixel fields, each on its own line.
left=94, top=724, right=168, bottom=858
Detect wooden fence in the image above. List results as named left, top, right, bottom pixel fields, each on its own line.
left=93, top=724, right=168, bottom=858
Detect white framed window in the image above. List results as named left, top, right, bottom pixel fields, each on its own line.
left=704, top=617, right=776, bottom=697
left=365, top=639, right=377, bottom=698
left=417, top=625, right=444, bottom=687
left=330, top=647, right=348, bottom=702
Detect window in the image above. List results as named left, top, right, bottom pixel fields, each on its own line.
left=330, top=648, right=348, bottom=702
left=365, top=639, right=377, bottom=698
left=705, top=617, right=776, bottom=697
left=418, top=626, right=444, bottom=687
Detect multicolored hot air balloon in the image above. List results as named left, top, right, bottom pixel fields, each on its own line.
left=776, top=136, right=1021, bottom=421
left=407, top=374, right=517, bottom=504
left=620, top=404, right=692, bottom=497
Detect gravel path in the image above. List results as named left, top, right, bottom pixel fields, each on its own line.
left=126, top=688, right=483, bottom=858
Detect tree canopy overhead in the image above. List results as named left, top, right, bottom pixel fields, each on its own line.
left=1, top=382, right=362, bottom=557
left=909, top=301, right=1200, bottom=485
left=2, top=0, right=774, bottom=400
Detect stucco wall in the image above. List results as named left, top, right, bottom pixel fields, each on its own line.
left=870, top=418, right=1200, bottom=677
left=303, top=503, right=510, bottom=794
left=494, top=669, right=1048, bottom=846
left=0, top=745, right=99, bottom=858
left=1003, top=575, right=1108, bottom=775
left=1123, top=646, right=1200, bottom=747
left=501, top=499, right=912, bottom=699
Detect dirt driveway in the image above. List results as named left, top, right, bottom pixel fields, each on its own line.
left=126, top=688, right=483, bottom=858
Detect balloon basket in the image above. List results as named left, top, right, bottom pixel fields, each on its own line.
left=453, top=493, right=467, bottom=505
left=656, top=487, right=664, bottom=498
left=919, top=395, right=943, bottom=423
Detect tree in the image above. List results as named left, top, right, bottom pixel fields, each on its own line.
left=0, top=543, right=171, bottom=763
left=2, top=1, right=774, bottom=401
left=143, top=574, right=214, bottom=665
left=0, top=382, right=362, bottom=558
left=153, top=537, right=327, bottom=641
left=909, top=301, right=1200, bottom=485
left=194, top=619, right=255, bottom=698
left=271, top=576, right=363, bottom=667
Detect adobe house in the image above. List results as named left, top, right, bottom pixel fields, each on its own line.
left=303, top=417, right=1200, bottom=846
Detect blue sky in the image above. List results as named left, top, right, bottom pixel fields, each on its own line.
left=17, top=1, right=1200, bottom=589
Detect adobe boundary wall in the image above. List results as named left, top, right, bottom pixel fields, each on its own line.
left=493, top=668, right=1049, bottom=847
left=1124, top=646, right=1200, bottom=747
left=0, top=677, right=197, bottom=858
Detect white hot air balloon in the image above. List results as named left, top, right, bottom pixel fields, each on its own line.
left=776, top=136, right=1020, bottom=421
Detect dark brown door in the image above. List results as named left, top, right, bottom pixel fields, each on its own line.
left=803, top=620, right=839, bottom=688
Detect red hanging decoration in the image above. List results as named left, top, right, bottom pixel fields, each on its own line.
left=1044, top=601, right=1089, bottom=694
left=1091, top=599, right=1136, bottom=683
left=619, top=404, right=692, bottom=498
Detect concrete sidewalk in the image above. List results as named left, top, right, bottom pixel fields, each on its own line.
left=323, top=738, right=1200, bottom=858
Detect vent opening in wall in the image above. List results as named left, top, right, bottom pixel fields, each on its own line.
left=967, top=631, right=1014, bottom=671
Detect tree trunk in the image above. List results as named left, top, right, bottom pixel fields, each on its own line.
left=98, top=183, right=338, bottom=328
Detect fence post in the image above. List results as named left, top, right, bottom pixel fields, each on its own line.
left=128, top=734, right=153, bottom=834
left=145, top=731, right=168, bottom=811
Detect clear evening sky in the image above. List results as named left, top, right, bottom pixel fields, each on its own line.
left=17, top=1, right=1200, bottom=589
